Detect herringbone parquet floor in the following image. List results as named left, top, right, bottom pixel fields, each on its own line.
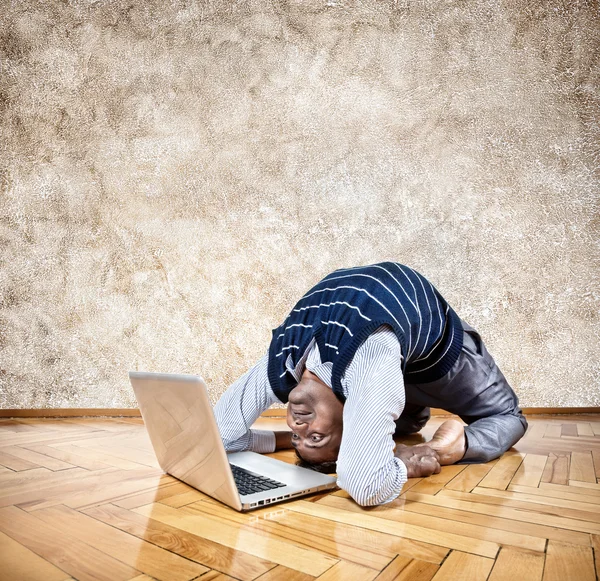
left=0, top=414, right=599, bottom=581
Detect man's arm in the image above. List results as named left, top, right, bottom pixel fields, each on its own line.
left=336, top=327, right=440, bottom=506
left=214, top=354, right=291, bottom=453
left=275, top=430, right=294, bottom=450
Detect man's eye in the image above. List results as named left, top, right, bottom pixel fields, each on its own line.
left=311, top=435, right=323, bottom=442
left=291, top=433, right=299, bottom=440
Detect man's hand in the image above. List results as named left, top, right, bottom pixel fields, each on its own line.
left=395, top=444, right=441, bottom=478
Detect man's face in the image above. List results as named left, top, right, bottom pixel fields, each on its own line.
left=286, top=371, right=344, bottom=464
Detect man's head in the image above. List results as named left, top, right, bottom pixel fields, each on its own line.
left=286, top=370, right=343, bottom=469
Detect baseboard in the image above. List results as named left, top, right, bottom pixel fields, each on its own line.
left=1, top=406, right=600, bottom=418
left=520, top=407, right=600, bottom=415
left=0, top=408, right=143, bottom=418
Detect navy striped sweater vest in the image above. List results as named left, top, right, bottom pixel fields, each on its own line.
left=267, top=263, right=464, bottom=403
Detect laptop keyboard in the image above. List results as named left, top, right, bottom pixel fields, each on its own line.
left=230, top=464, right=287, bottom=496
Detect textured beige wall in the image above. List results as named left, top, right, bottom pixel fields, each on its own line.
left=1, top=0, right=598, bottom=409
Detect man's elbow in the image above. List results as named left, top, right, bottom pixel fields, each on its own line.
left=353, top=491, right=387, bottom=507
left=337, top=473, right=400, bottom=507
left=347, top=485, right=398, bottom=507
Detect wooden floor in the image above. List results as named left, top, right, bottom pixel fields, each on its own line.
left=1, top=416, right=599, bottom=581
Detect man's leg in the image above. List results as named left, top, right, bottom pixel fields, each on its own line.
left=423, top=419, right=468, bottom=465
left=404, top=320, right=528, bottom=465
left=394, top=403, right=431, bottom=436
left=447, top=323, right=528, bottom=463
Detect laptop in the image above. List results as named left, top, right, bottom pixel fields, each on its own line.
left=129, top=371, right=338, bottom=511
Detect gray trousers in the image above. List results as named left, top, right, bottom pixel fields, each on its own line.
left=395, top=321, right=528, bottom=463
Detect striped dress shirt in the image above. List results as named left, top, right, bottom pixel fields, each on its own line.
left=214, top=325, right=409, bottom=506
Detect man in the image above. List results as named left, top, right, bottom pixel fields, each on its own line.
left=215, top=263, right=527, bottom=506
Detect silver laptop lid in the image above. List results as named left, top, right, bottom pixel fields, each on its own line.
left=129, top=371, right=243, bottom=511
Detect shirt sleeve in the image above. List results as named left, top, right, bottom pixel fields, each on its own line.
left=213, top=353, right=280, bottom=454
left=336, top=327, right=408, bottom=506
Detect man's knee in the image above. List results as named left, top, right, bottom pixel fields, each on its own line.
left=461, top=410, right=528, bottom=464
left=508, top=408, right=528, bottom=442
left=518, top=411, right=529, bottom=435
left=469, top=447, right=501, bottom=464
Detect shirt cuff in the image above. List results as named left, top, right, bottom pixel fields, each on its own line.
left=395, top=457, right=408, bottom=483
left=250, top=429, right=276, bottom=453
left=376, top=457, right=409, bottom=505
left=384, top=457, right=409, bottom=503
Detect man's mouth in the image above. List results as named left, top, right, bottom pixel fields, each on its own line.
left=290, top=405, right=312, bottom=421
